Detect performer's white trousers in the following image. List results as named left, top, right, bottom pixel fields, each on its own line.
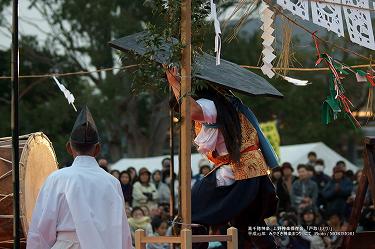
left=51, top=231, right=80, bottom=249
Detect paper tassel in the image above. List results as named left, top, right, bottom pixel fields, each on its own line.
left=52, top=76, right=77, bottom=111
left=210, top=0, right=222, bottom=65
left=260, top=2, right=275, bottom=78
left=281, top=75, right=311, bottom=86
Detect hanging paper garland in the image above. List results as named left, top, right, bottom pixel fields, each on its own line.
left=277, top=0, right=375, bottom=50
left=342, top=0, right=375, bottom=50
left=311, top=0, right=344, bottom=37
left=277, top=0, right=309, bottom=20
left=260, top=2, right=276, bottom=78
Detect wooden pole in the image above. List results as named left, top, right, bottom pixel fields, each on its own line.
left=11, top=0, right=20, bottom=248
left=169, top=87, right=175, bottom=218
left=180, top=0, right=192, bottom=227
left=181, top=229, right=192, bottom=249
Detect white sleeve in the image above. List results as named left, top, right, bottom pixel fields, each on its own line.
left=26, top=175, right=59, bottom=249
left=117, top=183, right=133, bottom=249
left=196, top=98, right=217, bottom=123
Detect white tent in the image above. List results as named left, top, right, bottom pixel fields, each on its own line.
left=110, top=154, right=207, bottom=175
left=279, top=142, right=358, bottom=174
left=111, top=142, right=358, bottom=176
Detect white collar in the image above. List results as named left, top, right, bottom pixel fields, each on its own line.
left=72, top=155, right=99, bottom=168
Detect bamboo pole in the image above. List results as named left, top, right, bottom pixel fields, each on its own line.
left=180, top=0, right=192, bottom=227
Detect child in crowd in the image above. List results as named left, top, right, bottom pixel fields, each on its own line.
left=128, top=207, right=153, bottom=244
left=146, top=217, right=170, bottom=249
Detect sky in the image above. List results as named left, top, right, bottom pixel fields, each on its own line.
left=0, top=1, right=258, bottom=50
left=1, top=1, right=49, bottom=49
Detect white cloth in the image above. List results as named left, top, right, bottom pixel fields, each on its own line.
left=194, top=98, right=228, bottom=155
left=194, top=98, right=234, bottom=186
left=26, top=156, right=132, bottom=249
left=51, top=231, right=80, bottom=249
left=216, top=165, right=236, bottom=186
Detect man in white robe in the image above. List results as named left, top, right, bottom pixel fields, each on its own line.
left=26, top=106, right=132, bottom=249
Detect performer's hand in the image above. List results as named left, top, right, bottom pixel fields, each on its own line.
left=163, top=65, right=181, bottom=86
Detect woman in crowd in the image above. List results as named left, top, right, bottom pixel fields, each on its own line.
left=110, top=169, right=120, bottom=179
left=132, top=167, right=159, bottom=210
left=127, top=166, right=138, bottom=184
left=119, top=170, right=133, bottom=204
left=152, top=170, right=170, bottom=205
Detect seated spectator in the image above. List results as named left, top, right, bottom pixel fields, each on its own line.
left=305, top=164, right=315, bottom=179
left=300, top=207, right=320, bottom=228
left=110, top=169, right=120, bottom=179
left=359, top=206, right=375, bottom=231
left=192, top=159, right=212, bottom=186
left=336, top=161, right=347, bottom=172
left=120, top=170, right=133, bottom=204
left=141, top=205, right=151, bottom=217
left=146, top=217, right=170, bottom=249
left=307, top=151, right=317, bottom=166
left=311, top=159, right=331, bottom=208
left=125, top=202, right=132, bottom=218
left=152, top=170, right=170, bottom=205
left=132, top=167, right=159, bottom=210
left=271, top=168, right=291, bottom=213
left=98, top=158, right=109, bottom=172
left=345, top=169, right=354, bottom=181
left=127, top=166, right=138, bottom=184
left=291, top=164, right=318, bottom=212
left=277, top=211, right=310, bottom=249
left=128, top=207, right=153, bottom=244
left=281, top=162, right=297, bottom=194
left=322, top=165, right=353, bottom=218
left=164, top=172, right=179, bottom=210
left=324, top=211, right=345, bottom=249
left=161, top=158, right=171, bottom=182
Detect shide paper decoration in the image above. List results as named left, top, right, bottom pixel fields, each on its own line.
left=52, top=76, right=77, bottom=111
left=210, top=0, right=222, bottom=65
left=277, top=0, right=375, bottom=50
left=260, top=2, right=276, bottom=78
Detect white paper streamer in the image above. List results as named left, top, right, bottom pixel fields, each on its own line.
left=210, top=0, right=222, bottom=65
left=311, top=0, right=344, bottom=37
left=52, top=76, right=77, bottom=111
left=281, top=75, right=311, bottom=86
left=260, top=2, right=276, bottom=78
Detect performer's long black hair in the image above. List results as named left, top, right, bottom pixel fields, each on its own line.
left=194, top=86, right=242, bottom=163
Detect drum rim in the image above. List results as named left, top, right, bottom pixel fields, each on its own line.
left=19, top=132, right=58, bottom=236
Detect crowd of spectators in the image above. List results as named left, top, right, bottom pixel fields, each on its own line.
left=99, top=152, right=373, bottom=249
left=270, top=152, right=373, bottom=249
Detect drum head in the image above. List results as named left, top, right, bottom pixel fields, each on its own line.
left=19, top=133, right=58, bottom=235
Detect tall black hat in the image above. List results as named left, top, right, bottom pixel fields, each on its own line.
left=109, top=31, right=283, bottom=98
left=70, top=106, right=99, bottom=144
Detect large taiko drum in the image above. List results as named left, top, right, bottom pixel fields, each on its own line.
left=0, top=132, right=58, bottom=248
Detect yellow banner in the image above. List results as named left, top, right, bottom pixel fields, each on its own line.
left=260, top=121, right=280, bottom=157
